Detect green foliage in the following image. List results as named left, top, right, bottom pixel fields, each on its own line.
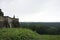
left=0, top=28, right=60, bottom=40
left=39, top=35, right=60, bottom=40
left=0, top=28, right=40, bottom=40
left=20, top=22, right=60, bottom=34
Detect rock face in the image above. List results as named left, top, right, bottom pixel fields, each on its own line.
left=0, top=9, right=20, bottom=28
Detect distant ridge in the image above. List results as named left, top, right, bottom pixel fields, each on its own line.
left=20, top=22, right=60, bottom=27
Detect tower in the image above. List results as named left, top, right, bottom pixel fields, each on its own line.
left=13, top=15, right=15, bottom=18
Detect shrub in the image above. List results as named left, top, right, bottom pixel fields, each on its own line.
left=0, top=28, right=40, bottom=40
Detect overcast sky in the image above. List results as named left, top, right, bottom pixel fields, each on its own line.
left=0, top=0, right=60, bottom=22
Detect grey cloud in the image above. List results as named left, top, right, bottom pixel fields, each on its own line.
left=0, top=0, right=60, bottom=22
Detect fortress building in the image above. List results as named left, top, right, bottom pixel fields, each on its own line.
left=0, top=9, right=20, bottom=28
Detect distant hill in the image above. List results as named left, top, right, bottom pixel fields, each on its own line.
left=20, top=22, right=60, bottom=28
left=20, top=22, right=60, bottom=34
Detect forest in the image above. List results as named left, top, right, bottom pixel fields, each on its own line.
left=20, top=22, right=60, bottom=35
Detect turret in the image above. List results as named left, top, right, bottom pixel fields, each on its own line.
left=13, top=15, right=15, bottom=18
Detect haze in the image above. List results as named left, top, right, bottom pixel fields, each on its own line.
left=0, top=0, right=60, bottom=22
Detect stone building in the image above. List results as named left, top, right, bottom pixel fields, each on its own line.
left=0, top=9, right=20, bottom=28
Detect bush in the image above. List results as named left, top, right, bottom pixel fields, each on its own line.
left=0, top=28, right=40, bottom=40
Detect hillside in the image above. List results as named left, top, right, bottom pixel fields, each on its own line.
left=0, top=28, right=60, bottom=40
left=0, top=28, right=40, bottom=40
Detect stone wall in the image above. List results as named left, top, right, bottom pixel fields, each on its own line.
left=0, top=9, right=20, bottom=28
left=0, top=21, right=4, bottom=28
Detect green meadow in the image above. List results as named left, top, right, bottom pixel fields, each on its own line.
left=0, top=28, right=60, bottom=40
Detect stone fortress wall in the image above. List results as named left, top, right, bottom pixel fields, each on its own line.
left=0, top=9, right=20, bottom=28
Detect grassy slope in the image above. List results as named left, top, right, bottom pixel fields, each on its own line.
left=0, top=28, right=60, bottom=40
left=0, top=28, right=40, bottom=40
left=39, top=35, right=60, bottom=40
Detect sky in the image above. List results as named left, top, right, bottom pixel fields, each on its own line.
left=0, top=0, right=60, bottom=22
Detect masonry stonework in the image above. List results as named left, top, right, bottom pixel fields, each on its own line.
left=0, top=9, right=20, bottom=28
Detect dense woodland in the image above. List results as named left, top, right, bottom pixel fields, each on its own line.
left=20, top=22, right=60, bottom=35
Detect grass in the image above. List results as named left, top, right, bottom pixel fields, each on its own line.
left=0, top=28, right=60, bottom=40
left=0, top=28, right=40, bottom=40
left=39, top=35, right=60, bottom=40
